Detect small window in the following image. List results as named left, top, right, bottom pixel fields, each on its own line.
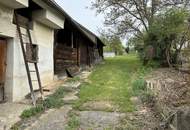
left=26, top=44, right=39, bottom=63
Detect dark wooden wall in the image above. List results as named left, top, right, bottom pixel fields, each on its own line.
left=54, top=20, right=104, bottom=75
left=54, top=23, right=79, bottom=75
left=54, top=44, right=78, bottom=74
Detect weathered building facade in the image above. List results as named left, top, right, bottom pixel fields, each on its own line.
left=0, top=0, right=104, bottom=102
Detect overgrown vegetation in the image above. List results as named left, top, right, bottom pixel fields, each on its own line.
left=131, top=65, right=156, bottom=105
left=92, top=0, right=190, bottom=67
left=21, top=87, right=65, bottom=119
left=74, top=54, right=153, bottom=112
left=132, top=77, right=155, bottom=104
left=144, top=8, right=190, bottom=66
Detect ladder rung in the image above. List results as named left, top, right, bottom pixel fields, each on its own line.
left=29, top=71, right=36, bottom=72
left=32, top=80, right=38, bottom=82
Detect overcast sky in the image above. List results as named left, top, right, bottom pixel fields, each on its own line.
left=55, top=0, right=104, bottom=36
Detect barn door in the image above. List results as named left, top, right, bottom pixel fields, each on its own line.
left=0, top=39, right=7, bottom=88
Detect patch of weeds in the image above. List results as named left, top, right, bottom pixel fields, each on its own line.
left=132, top=78, right=146, bottom=96
left=21, top=104, right=44, bottom=119
left=52, top=87, right=65, bottom=98
left=65, top=112, right=80, bottom=130
left=132, top=78, right=155, bottom=105
left=42, top=96, right=63, bottom=109
left=20, top=87, right=65, bottom=119
left=10, top=125, right=19, bottom=130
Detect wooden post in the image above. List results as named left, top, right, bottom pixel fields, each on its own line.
left=71, top=31, right=74, bottom=48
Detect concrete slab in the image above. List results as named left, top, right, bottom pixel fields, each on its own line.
left=0, top=102, right=31, bottom=130
left=62, top=82, right=81, bottom=92
left=27, top=106, right=72, bottom=130
left=79, top=111, right=126, bottom=130
left=62, top=91, right=79, bottom=104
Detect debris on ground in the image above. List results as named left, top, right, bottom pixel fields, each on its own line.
left=146, top=68, right=190, bottom=130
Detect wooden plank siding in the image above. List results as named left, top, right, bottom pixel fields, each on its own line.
left=54, top=44, right=78, bottom=74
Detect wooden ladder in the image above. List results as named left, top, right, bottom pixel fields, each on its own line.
left=14, top=13, right=44, bottom=106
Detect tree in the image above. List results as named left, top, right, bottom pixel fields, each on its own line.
left=101, top=35, right=124, bottom=55
left=91, top=0, right=190, bottom=38
left=144, top=8, right=190, bottom=66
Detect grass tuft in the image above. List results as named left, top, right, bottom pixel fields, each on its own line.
left=132, top=78, right=146, bottom=96
left=65, top=112, right=80, bottom=130
left=21, top=105, right=44, bottom=119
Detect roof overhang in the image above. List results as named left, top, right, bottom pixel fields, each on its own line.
left=32, top=0, right=65, bottom=29
left=32, top=9, right=64, bottom=29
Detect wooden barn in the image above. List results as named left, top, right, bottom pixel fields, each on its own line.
left=53, top=3, right=105, bottom=77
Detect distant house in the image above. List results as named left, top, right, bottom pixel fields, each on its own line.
left=0, top=0, right=104, bottom=102
left=104, top=52, right=116, bottom=58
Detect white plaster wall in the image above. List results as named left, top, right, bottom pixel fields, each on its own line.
left=12, top=21, right=54, bottom=102
left=0, top=4, right=15, bottom=101
left=0, top=3, right=55, bottom=102
left=0, top=4, right=16, bottom=38
left=4, top=39, right=14, bottom=101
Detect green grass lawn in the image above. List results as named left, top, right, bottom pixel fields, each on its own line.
left=74, top=54, right=152, bottom=112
